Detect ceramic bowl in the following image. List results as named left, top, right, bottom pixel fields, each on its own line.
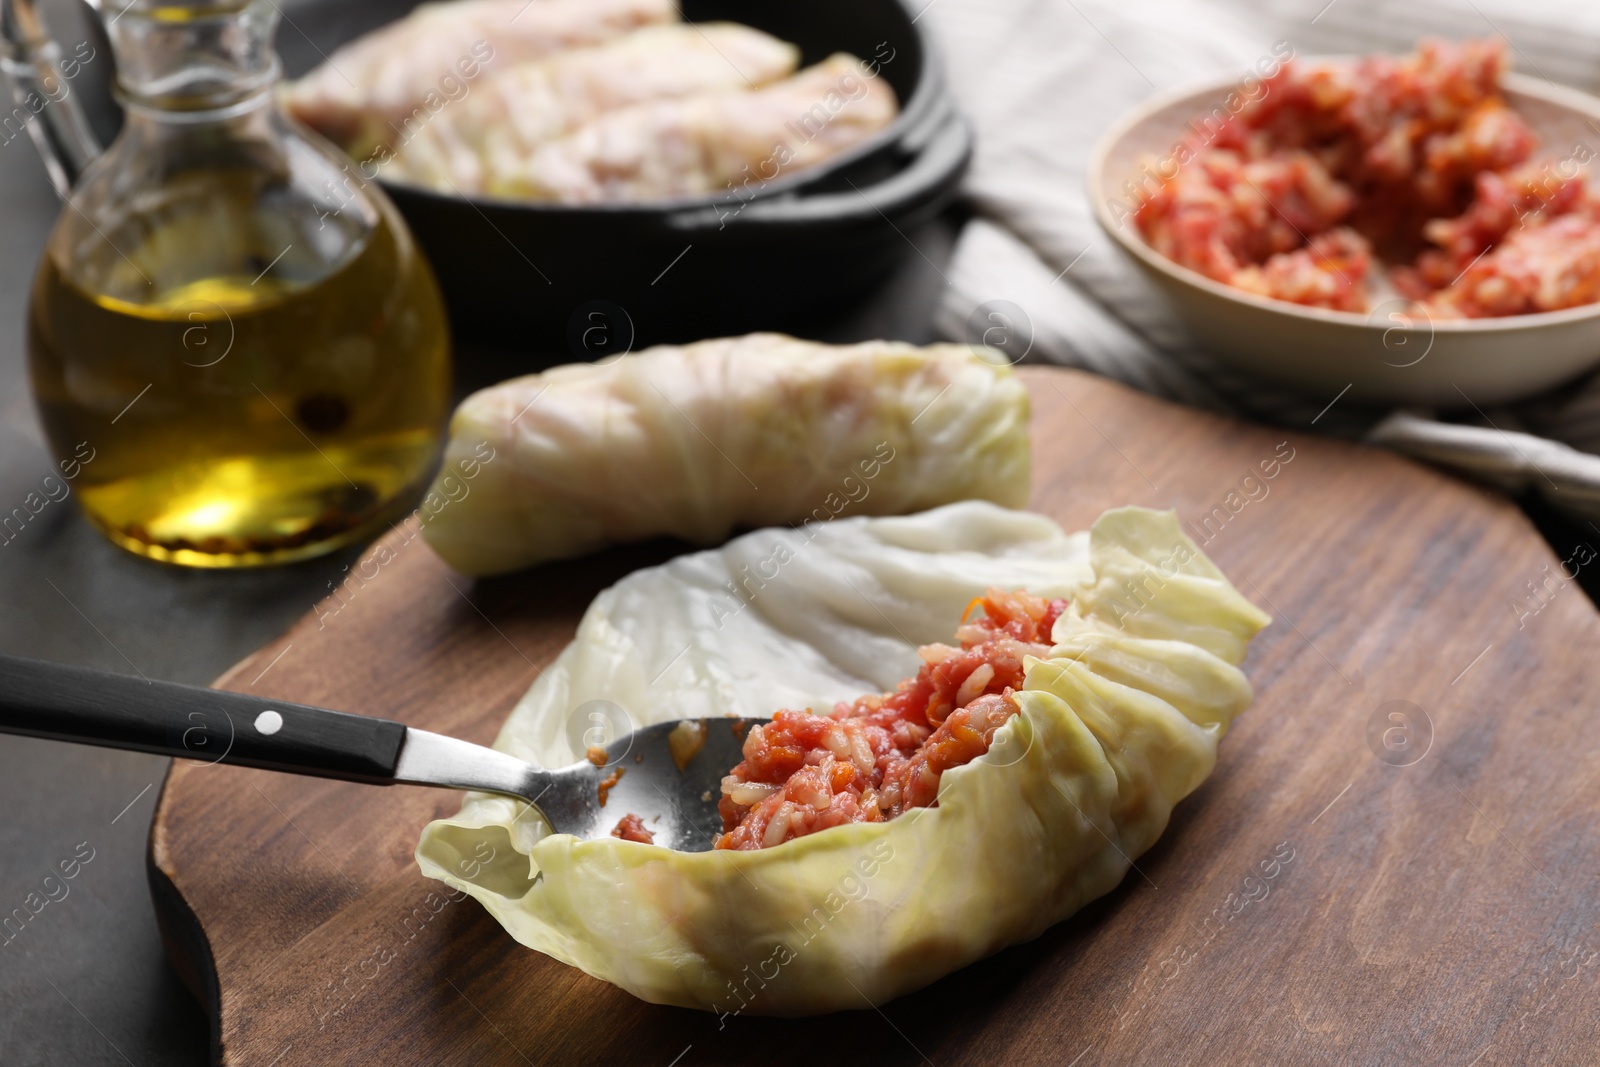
left=1088, top=68, right=1600, bottom=406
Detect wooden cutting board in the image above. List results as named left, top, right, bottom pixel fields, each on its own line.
left=149, top=367, right=1600, bottom=1066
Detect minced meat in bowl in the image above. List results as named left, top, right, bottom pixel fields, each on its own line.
left=1128, top=38, right=1600, bottom=319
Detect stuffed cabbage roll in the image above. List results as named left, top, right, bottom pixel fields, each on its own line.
left=284, top=0, right=676, bottom=157
left=497, top=53, right=898, bottom=203
left=415, top=502, right=1270, bottom=1013
left=387, top=23, right=800, bottom=196
left=421, top=334, right=1031, bottom=575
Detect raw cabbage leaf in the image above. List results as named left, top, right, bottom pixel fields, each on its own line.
left=421, top=335, right=1031, bottom=575
left=415, top=502, right=1269, bottom=1014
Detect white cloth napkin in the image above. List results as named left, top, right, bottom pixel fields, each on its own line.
left=924, top=0, right=1600, bottom=515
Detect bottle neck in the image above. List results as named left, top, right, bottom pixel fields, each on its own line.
left=116, top=58, right=279, bottom=124
left=105, top=0, right=280, bottom=114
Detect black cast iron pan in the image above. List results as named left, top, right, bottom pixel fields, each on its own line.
left=277, top=0, right=971, bottom=353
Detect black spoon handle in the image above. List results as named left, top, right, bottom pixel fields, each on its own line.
left=0, top=654, right=407, bottom=782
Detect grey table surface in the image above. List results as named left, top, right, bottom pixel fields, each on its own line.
left=0, top=92, right=958, bottom=1064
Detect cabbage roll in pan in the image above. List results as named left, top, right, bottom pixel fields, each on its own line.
left=284, top=0, right=677, bottom=156
left=387, top=23, right=801, bottom=196
left=495, top=53, right=899, bottom=203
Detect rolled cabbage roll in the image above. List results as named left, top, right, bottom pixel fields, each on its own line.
left=284, top=0, right=676, bottom=157
left=416, top=502, right=1271, bottom=1013
left=498, top=53, right=898, bottom=203
left=421, top=334, right=1031, bottom=576
left=388, top=23, right=800, bottom=196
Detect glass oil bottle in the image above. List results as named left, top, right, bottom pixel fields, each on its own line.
left=7, top=0, right=451, bottom=566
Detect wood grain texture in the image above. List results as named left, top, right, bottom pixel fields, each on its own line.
left=149, top=367, right=1600, bottom=1066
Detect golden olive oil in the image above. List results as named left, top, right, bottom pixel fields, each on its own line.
left=28, top=183, right=451, bottom=567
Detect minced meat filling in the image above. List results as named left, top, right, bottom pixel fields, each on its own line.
left=714, top=588, right=1066, bottom=851
left=1134, top=38, right=1600, bottom=317
left=610, top=812, right=655, bottom=844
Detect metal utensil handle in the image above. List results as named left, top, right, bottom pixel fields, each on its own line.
left=0, top=654, right=407, bottom=781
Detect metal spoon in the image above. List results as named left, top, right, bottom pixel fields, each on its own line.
left=0, top=654, right=761, bottom=851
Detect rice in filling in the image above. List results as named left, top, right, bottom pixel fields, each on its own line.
left=714, top=588, right=1066, bottom=851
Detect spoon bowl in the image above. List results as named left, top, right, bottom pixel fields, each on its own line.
left=394, top=717, right=766, bottom=851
